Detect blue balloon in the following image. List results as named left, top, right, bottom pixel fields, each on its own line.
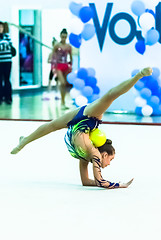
left=67, top=72, right=77, bottom=84
left=73, top=78, right=85, bottom=90
left=69, top=33, right=82, bottom=48
left=137, top=16, right=141, bottom=28
left=144, top=76, right=159, bottom=94
left=141, top=76, right=149, bottom=84
left=81, top=24, right=95, bottom=41
left=79, top=6, right=93, bottom=23
left=152, top=104, right=161, bottom=116
left=87, top=67, right=96, bottom=77
left=93, top=86, right=100, bottom=94
left=134, top=80, right=144, bottom=91
left=147, top=95, right=160, bottom=109
left=152, top=67, right=160, bottom=79
left=131, top=1, right=145, bottom=16
left=145, top=9, right=156, bottom=17
left=69, top=2, right=83, bottom=17
left=135, top=40, right=146, bottom=54
left=82, top=86, right=93, bottom=97
left=131, top=69, right=140, bottom=77
left=88, top=94, right=100, bottom=103
left=77, top=68, right=88, bottom=80
left=140, top=88, right=152, bottom=99
left=145, top=29, right=160, bottom=46
left=135, top=106, right=143, bottom=115
left=85, top=76, right=97, bottom=87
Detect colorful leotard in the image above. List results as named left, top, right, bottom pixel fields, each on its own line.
left=64, top=105, right=120, bottom=189
left=64, top=105, right=102, bottom=161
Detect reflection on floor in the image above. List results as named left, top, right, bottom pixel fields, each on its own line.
left=0, top=121, right=161, bottom=240
left=0, top=88, right=161, bottom=123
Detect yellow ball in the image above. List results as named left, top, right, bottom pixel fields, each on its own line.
left=89, top=128, right=106, bottom=147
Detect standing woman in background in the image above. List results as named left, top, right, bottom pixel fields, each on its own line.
left=53, top=28, right=73, bottom=110
left=0, top=21, right=14, bottom=105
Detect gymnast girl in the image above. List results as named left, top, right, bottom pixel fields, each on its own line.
left=11, top=67, right=152, bottom=189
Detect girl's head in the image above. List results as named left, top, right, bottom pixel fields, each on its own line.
left=0, top=21, right=4, bottom=33
left=0, top=22, right=9, bottom=33
left=60, top=28, right=68, bottom=43
left=98, top=139, right=115, bottom=168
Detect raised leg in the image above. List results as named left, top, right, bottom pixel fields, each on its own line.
left=84, top=67, right=152, bottom=119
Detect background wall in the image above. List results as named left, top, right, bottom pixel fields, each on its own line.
left=0, top=0, right=161, bottom=112
left=79, top=0, right=161, bottom=111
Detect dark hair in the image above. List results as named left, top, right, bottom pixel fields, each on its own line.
left=98, top=139, right=115, bottom=155
left=60, top=28, right=68, bottom=35
left=0, top=22, right=9, bottom=33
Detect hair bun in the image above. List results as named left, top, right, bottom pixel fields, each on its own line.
left=61, top=28, right=67, bottom=34
left=106, top=139, right=112, bottom=144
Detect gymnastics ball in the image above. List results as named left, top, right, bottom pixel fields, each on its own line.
left=89, top=128, right=106, bottom=147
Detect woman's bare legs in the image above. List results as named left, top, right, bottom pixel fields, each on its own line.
left=48, top=79, right=52, bottom=92
left=84, top=67, right=152, bottom=119
left=57, top=70, right=68, bottom=107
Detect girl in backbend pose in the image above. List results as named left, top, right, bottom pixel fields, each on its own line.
left=52, top=28, right=73, bottom=109
left=11, top=67, right=152, bottom=189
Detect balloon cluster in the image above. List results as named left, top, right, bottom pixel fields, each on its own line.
left=133, top=67, right=161, bottom=116
left=67, top=67, right=100, bottom=107
left=131, top=0, right=160, bottom=54
left=69, top=1, right=95, bottom=48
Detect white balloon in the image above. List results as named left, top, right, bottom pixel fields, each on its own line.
left=139, top=12, right=155, bottom=30
left=75, top=95, right=88, bottom=106
left=141, top=105, right=153, bottom=116
left=141, top=29, right=148, bottom=38
left=69, top=17, right=84, bottom=35
left=135, top=96, right=147, bottom=107
left=73, top=0, right=88, bottom=6
left=70, top=88, right=81, bottom=99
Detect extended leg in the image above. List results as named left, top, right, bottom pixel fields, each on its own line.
left=84, top=67, right=152, bottom=119
left=10, top=108, right=79, bottom=154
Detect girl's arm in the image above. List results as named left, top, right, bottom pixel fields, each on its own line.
left=92, top=156, right=120, bottom=189
left=47, top=52, right=52, bottom=63
left=78, top=137, right=129, bottom=189
left=92, top=156, right=134, bottom=189
left=79, top=160, right=97, bottom=186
